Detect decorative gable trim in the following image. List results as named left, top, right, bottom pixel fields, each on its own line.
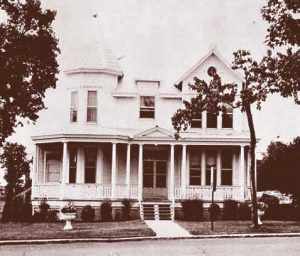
left=174, top=47, right=244, bottom=89
left=134, top=126, right=175, bottom=139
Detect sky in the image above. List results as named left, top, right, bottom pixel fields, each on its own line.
left=1, top=0, right=300, bottom=184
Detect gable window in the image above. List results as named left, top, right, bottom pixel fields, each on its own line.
left=221, top=149, right=233, bottom=185
left=70, top=91, right=78, bottom=123
left=84, top=148, right=97, bottom=183
left=140, top=96, right=155, bottom=118
left=189, top=152, right=201, bottom=185
left=69, top=148, right=77, bottom=183
left=191, top=112, right=202, bottom=128
left=222, top=104, right=233, bottom=128
left=45, top=153, right=61, bottom=183
left=87, top=91, right=97, bottom=122
left=207, top=112, right=218, bottom=128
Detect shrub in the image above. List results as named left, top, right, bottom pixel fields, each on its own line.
left=100, top=201, right=112, bottom=221
left=223, top=200, right=239, bottom=220
left=39, top=198, right=50, bottom=221
left=122, top=199, right=133, bottom=221
left=81, top=205, right=95, bottom=222
left=260, top=194, right=280, bottom=220
left=209, top=203, right=221, bottom=220
left=181, top=199, right=204, bottom=221
left=46, top=210, right=59, bottom=222
left=238, top=202, right=251, bottom=220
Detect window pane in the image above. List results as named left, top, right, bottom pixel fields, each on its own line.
left=191, top=112, right=202, bottom=128
left=156, top=161, right=167, bottom=174
left=71, top=91, right=78, bottom=107
left=190, top=177, right=201, bottom=186
left=205, top=168, right=211, bottom=185
left=70, top=109, right=77, bottom=122
left=156, top=175, right=166, bottom=188
left=84, top=148, right=97, bottom=183
left=87, top=107, right=97, bottom=122
left=87, top=91, right=97, bottom=106
left=221, top=170, right=232, bottom=185
left=207, top=113, right=217, bottom=128
left=143, top=175, right=153, bottom=187
left=222, top=114, right=233, bottom=128
left=140, top=109, right=155, bottom=118
left=141, top=96, right=155, bottom=107
left=69, top=149, right=77, bottom=183
left=222, top=151, right=232, bottom=169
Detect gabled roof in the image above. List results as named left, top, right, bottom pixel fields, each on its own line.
left=133, top=126, right=175, bottom=139
left=174, top=47, right=244, bottom=88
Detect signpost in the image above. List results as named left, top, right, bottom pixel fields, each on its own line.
left=207, top=154, right=217, bottom=231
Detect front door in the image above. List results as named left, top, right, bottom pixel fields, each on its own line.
left=143, top=160, right=168, bottom=199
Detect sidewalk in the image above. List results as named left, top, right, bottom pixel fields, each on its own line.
left=0, top=231, right=300, bottom=245
left=145, top=220, right=192, bottom=237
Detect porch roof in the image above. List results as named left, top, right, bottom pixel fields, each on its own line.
left=32, top=125, right=251, bottom=146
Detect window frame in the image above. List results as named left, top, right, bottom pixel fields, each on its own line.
left=206, top=112, right=218, bottom=128
left=44, top=151, right=61, bottom=183
left=69, top=148, right=77, bottom=183
left=70, top=91, right=79, bottom=123
left=221, top=150, right=233, bottom=186
left=86, top=90, right=98, bottom=123
left=84, top=147, right=97, bottom=183
left=222, top=104, right=233, bottom=129
left=190, top=112, right=202, bottom=128
left=139, top=96, right=155, bottom=119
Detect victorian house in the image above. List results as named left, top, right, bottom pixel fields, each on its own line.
left=31, top=30, right=253, bottom=220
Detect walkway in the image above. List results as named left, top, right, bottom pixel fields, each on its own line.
left=145, top=220, right=192, bottom=238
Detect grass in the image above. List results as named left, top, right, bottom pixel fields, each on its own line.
left=0, top=220, right=156, bottom=240
left=177, top=220, right=300, bottom=235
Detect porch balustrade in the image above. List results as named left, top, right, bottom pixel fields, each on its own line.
left=32, top=184, right=138, bottom=200
left=175, top=186, right=251, bottom=201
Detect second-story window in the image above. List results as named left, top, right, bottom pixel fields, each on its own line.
left=140, top=96, right=155, bottom=118
left=207, top=112, right=218, bottom=128
left=70, top=91, right=78, bottom=123
left=222, top=104, right=233, bottom=128
left=191, top=112, right=202, bottom=128
left=87, top=91, right=97, bottom=122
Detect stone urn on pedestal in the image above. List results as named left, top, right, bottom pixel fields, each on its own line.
left=60, top=202, right=77, bottom=230
left=257, top=202, right=268, bottom=225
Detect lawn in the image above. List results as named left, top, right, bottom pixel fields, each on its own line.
left=177, top=220, right=300, bottom=235
left=0, top=220, right=156, bottom=240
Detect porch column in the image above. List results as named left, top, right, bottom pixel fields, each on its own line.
left=31, top=144, right=38, bottom=198
left=76, top=147, right=84, bottom=183
left=202, top=111, right=207, bottom=129
left=181, top=144, right=187, bottom=198
left=125, top=144, right=131, bottom=198
left=170, top=144, right=175, bottom=203
left=111, top=143, right=117, bottom=198
left=201, top=150, right=206, bottom=186
left=240, top=145, right=245, bottom=200
left=217, top=111, right=222, bottom=130
left=61, top=142, right=69, bottom=200
left=217, top=149, right=221, bottom=186
left=138, top=144, right=143, bottom=202
left=96, top=145, right=104, bottom=184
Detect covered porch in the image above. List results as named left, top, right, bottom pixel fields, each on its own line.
left=31, top=131, right=252, bottom=204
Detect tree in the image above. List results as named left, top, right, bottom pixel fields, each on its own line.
left=0, top=0, right=60, bottom=145
left=0, top=142, right=31, bottom=222
left=258, top=138, right=300, bottom=199
left=261, top=0, right=300, bottom=102
left=172, top=51, right=276, bottom=228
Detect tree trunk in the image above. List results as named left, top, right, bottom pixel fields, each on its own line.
left=244, top=102, right=259, bottom=228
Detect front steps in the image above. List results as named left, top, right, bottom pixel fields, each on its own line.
left=140, top=202, right=173, bottom=221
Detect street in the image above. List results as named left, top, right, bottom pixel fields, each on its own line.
left=0, top=237, right=300, bottom=256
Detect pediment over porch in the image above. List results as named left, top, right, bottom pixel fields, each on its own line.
left=133, top=126, right=175, bottom=140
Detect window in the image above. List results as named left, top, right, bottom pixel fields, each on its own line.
left=69, top=148, right=77, bottom=183
left=191, top=112, right=202, bottom=128
left=189, top=153, right=201, bottom=185
left=84, top=148, right=97, bottom=183
left=222, top=104, right=233, bottom=128
left=70, top=91, right=78, bottom=122
left=205, top=151, right=216, bottom=185
left=87, top=91, right=97, bottom=122
left=46, top=153, right=61, bottom=182
left=207, top=112, right=218, bottom=128
left=221, top=150, right=233, bottom=185
left=140, top=96, right=155, bottom=118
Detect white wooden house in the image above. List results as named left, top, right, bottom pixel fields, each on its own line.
left=31, top=32, right=253, bottom=220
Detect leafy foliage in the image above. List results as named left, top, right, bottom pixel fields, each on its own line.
left=122, top=199, right=133, bottom=221
left=181, top=199, right=204, bottom=221
left=100, top=201, right=112, bottom=222
left=81, top=205, right=95, bottom=222
left=0, top=142, right=31, bottom=222
left=0, top=0, right=60, bottom=144
left=258, top=138, right=300, bottom=199
left=223, top=200, right=239, bottom=220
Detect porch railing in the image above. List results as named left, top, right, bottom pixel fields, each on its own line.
left=175, top=186, right=251, bottom=201
left=32, top=184, right=138, bottom=200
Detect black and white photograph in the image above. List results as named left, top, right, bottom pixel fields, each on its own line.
left=0, top=0, right=299, bottom=255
